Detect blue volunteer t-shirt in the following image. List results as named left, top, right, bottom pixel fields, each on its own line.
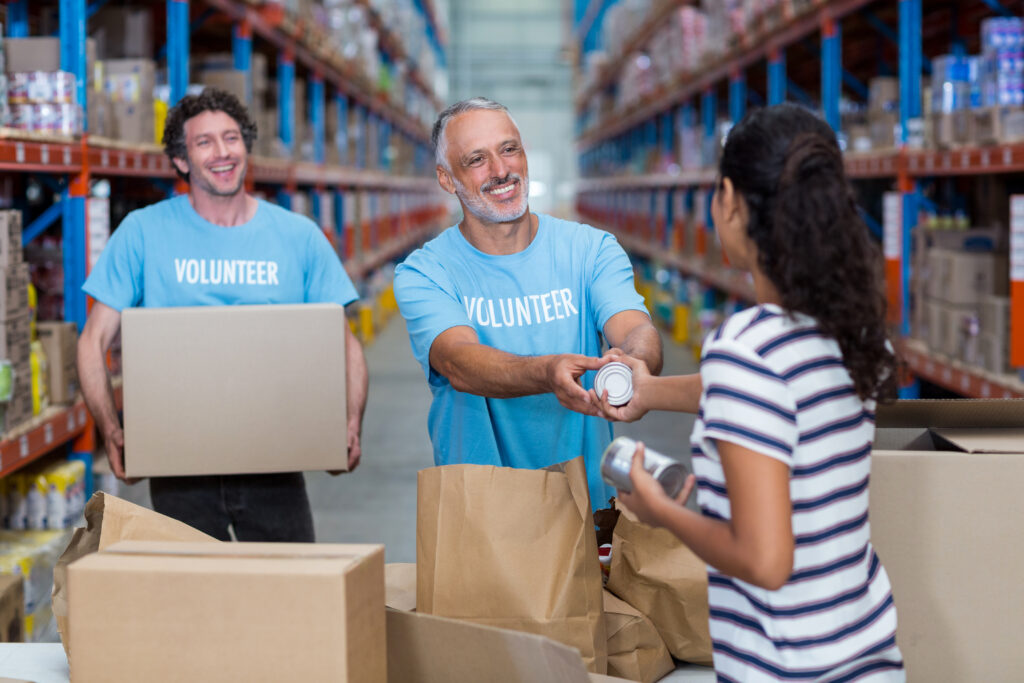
left=394, top=213, right=648, bottom=508
left=83, top=194, right=358, bottom=310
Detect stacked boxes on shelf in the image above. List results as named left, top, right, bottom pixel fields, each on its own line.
left=0, top=210, right=32, bottom=434
left=2, top=37, right=92, bottom=137
left=36, top=322, right=78, bottom=406
left=103, top=59, right=157, bottom=145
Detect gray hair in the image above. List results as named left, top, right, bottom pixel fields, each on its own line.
left=432, top=97, right=518, bottom=171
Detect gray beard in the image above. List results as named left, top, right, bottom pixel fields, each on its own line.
left=454, top=175, right=529, bottom=224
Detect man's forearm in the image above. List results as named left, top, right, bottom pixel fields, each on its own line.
left=345, top=329, right=368, bottom=429
left=436, top=342, right=555, bottom=398
left=77, top=341, right=121, bottom=438
left=619, top=323, right=664, bottom=375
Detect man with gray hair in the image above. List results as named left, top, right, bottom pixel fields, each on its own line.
left=394, top=97, right=662, bottom=507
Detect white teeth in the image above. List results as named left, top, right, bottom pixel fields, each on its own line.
left=211, top=165, right=234, bottom=172
left=488, top=183, right=515, bottom=196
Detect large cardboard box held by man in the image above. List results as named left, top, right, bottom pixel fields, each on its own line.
left=68, top=540, right=385, bottom=682
left=871, top=399, right=1024, bottom=682
left=120, top=303, right=348, bottom=477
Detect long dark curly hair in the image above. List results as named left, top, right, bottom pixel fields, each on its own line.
left=719, top=103, right=897, bottom=402
left=162, top=87, right=258, bottom=180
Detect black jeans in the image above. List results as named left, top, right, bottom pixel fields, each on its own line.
left=148, top=472, right=315, bottom=542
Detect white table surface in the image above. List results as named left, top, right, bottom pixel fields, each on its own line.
left=0, top=643, right=715, bottom=682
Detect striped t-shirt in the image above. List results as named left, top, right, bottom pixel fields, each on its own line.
left=691, top=304, right=904, bottom=682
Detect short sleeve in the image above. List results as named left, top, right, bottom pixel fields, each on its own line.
left=304, top=228, right=358, bottom=306
left=588, top=232, right=648, bottom=329
left=699, top=337, right=798, bottom=467
left=82, top=212, right=145, bottom=311
left=393, top=259, right=469, bottom=379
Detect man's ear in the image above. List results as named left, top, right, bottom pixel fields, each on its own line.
left=172, top=156, right=190, bottom=177
left=436, top=166, right=456, bottom=195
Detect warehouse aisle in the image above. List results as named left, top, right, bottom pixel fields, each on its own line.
left=306, top=316, right=700, bottom=562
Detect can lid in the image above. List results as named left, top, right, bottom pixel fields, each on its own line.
left=594, top=362, right=633, bottom=406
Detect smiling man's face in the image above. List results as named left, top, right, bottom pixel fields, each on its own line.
left=173, top=110, right=249, bottom=198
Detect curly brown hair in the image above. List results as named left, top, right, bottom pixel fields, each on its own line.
left=719, top=104, right=898, bottom=402
left=162, top=87, right=258, bottom=180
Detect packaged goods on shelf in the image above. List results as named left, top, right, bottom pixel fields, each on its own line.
left=0, top=211, right=22, bottom=269
left=29, top=339, right=48, bottom=416
left=102, top=59, right=156, bottom=144
left=0, top=527, right=72, bottom=642
left=3, top=459, right=86, bottom=531
left=980, top=17, right=1024, bottom=107
left=36, top=322, right=78, bottom=405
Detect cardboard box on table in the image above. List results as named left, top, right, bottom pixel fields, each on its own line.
left=871, top=399, right=1024, bottom=682
left=120, top=303, right=348, bottom=478
left=36, top=322, right=78, bottom=404
left=67, top=540, right=386, bottom=682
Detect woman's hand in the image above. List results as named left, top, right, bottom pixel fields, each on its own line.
left=590, top=351, right=653, bottom=423
left=617, top=441, right=695, bottom=528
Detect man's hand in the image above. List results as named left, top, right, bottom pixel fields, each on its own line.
left=548, top=353, right=607, bottom=416
left=104, top=427, right=139, bottom=484
left=329, top=422, right=362, bottom=476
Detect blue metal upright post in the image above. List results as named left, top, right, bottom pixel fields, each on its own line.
left=729, top=70, right=746, bottom=124
left=232, top=20, right=253, bottom=104
left=899, top=0, right=922, bottom=338
left=768, top=48, right=786, bottom=105
left=661, top=109, right=675, bottom=157
left=335, top=92, right=349, bottom=165
left=334, top=190, right=346, bottom=249
left=168, top=0, right=190, bottom=106
left=7, top=0, right=29, bottom=37
left=380, top=119, right=392, bottom=171
left=311, top=73, right=325, bottom=165
left=60, top=0, right=88, bottom=122
left=278, top=49, right=295, bottom=156
left=822, top=17, right=841, bottom=131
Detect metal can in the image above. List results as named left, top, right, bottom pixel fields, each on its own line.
left=593, top=361, right=633, bottom=406
left=600, top=436, right=688, bottom=498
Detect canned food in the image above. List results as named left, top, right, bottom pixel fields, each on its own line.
left=600, top=436, right=688, bottom=498
left=594, top=361, right=633, bottom=406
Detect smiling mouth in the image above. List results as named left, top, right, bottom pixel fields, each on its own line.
left=485, top=180, right=517, bottom=197
left=208, top=162, right=237, bottom=176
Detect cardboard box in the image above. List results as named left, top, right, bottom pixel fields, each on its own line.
left=929, top=249, right=1004, bottom=305
left=0, top=575, right=24, bottom=642
left=979, top=295, right=1010, bottom=340
left=1, top=263, right=29, bottom=323
left=871, top=400, right=1024, bottom=681
left=4, top=37, right=95, bottom=82
left=868, top=110, right=899, bottom=150
left=0, top=211, right=23, bottom=268
left=36, top=322, right=78, bottom=404
left=868, top=77, right=899, bottom=112
left=121, top=303, right=348, bottom=477
left=91, top=6, right=153, bottom=59
left=972, top=106, right=1024, bottom=146
left=68, top=540, right=386, bottom=682
left=932, top=110, right=972, bottom=149
left=933, top=300, right=976, bottom=358
left=104, top=59, right=156, bottom=104
left=111, top=101, right=155, bottom=145
left=977, top=330, right=1009, bottom=374
left=199, top=68, right=248, bottom=104
left=1, top=313, right=30, bottom=365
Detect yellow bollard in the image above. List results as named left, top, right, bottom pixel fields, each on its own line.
left=359, top=304, right=375, bottom=345
left=672, top=304, right=690, bottom=345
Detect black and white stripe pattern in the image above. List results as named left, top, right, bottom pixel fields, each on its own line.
left=691, top=305, right=904, bottom=681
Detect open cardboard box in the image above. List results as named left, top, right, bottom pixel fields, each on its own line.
left=871, top=399, right=1024, bottom=681
left=384, top=563, right=631, bottom=683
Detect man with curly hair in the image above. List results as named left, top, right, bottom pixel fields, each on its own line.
left=77, top=88, right=368, bottom=542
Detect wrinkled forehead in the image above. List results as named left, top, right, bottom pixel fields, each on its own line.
left=184, top=110, right=242, bottom=139
left=444, top=109, right=521, bottom=157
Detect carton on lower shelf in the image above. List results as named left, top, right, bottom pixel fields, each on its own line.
left=68, top=540, right=386, bottom=682
left=871, top=400, right=1024, bottom=682
left=36, top=322, right=78, bottom=404
left=120, top=303, right=348, bottom=477
left=0, top=574, right=24, bottom=642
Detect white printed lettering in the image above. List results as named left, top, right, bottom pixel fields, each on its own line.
left=540, top=293, right=553, bottom=322
left=464, top=296, right=478, bottom=320
left=257, top=261, right=267, bottom=285
left=199, top=260, right=209, bottom=284
left=560, top=288, right=578, bottom=315
left=551, top=290, right=564, bottom=319
left=499, top=298, right=515, bottom=327
left=268, top=261, right=279, bottom=285
left=210, top=260, right=223, bottom=284
left=529, top=295, right=542, bottom=320
left=488, top=300, right=501, bottom=328
left=172, top=258, right=281, bottom=287
left=515, top=297, right=532, bottom=326
left=246, top=261, right=256, bottom=283
left=186, top=260, right=199, bottom=283
left=477, top=299, right=490, bottom=326
left=175, top=259, right=187, bottom=282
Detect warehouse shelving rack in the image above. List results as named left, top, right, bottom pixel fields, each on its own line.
left=573, top=0, right=1024, bottom=400
left=0, top=0, right=450, bottom=483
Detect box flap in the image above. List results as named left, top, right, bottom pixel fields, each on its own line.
left=386, top=608, right=594, bottom=683
left=931, top=428, right=1024, bottom=454
left=876, top=399, right=1024, bottom=429
left=102, top=540, right=382, bottom=562
left=385, top=563, right=416, bottom=611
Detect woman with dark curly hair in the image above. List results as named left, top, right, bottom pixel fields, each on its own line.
left=592, top=103, right=904, bottom=681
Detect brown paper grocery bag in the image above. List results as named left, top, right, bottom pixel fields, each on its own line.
left=417, top=456, right=608, bottom=674
left=52, top=492, right=217, bottom=656
left=606, top=505, right=713, bottom=666
left=604, top=590, right=675, bottom=683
